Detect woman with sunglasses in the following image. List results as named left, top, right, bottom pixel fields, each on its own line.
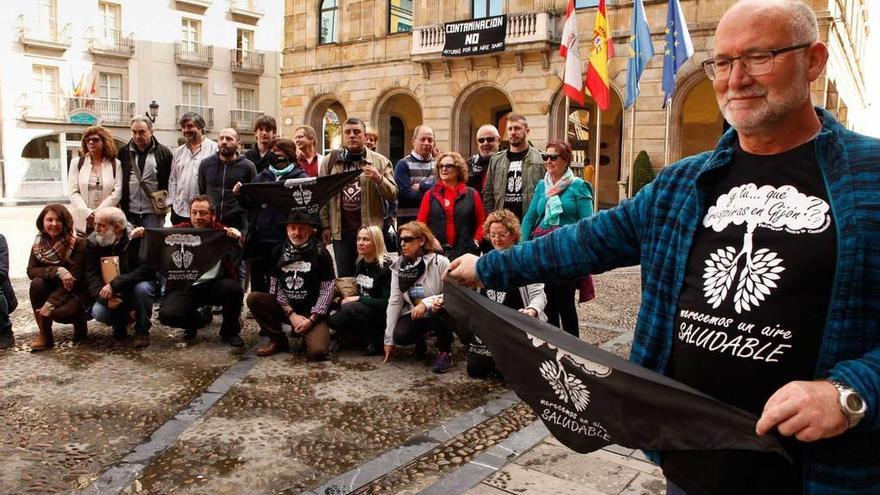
left=520, top=140, right=593, bottom=337
left=383, top=221, right=454, bottom=373
left=68, top=126, right=122, bottom=235
left=28, top=204, right=91, bottom=350
left=416, top=152, right=486, bottom=261
left=243, top=138, right=309, bottom=292
left=327, top=225, right=391, bottom=355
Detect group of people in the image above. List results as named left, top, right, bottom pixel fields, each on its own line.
left=0, top=101, right=595, bottom=377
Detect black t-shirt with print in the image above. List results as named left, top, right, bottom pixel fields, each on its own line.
left=277, top=245, right=335, bottom=315
left=341, top=161, right=362, bottom=233
left=663, top=140, right=835, bottom=495
left=504, top=149, right=528, bottom=218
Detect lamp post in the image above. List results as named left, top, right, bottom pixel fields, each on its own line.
left=146, top=100, right=159, bottom=123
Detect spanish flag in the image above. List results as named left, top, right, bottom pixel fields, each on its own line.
left=585, top=0, right=614, bottom=111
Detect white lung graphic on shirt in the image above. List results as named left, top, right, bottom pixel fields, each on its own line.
left=701, top=184, right=830, bottom=313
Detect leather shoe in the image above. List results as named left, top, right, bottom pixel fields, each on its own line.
left=222, top=334, right=244, bottom=347
left=256, top=339, right=288, bottom=357
left=133, top=334, right=150, bottom=348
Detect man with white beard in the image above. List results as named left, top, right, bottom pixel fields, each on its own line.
left=85, top=207, right=158, bottom=347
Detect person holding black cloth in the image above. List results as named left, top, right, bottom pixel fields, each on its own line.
left=327, top=225, right=391, bottom=355
left=247, top=210, right=334, bottom=360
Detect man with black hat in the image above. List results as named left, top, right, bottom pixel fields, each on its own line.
left=246, top=208, right=335, bottom=359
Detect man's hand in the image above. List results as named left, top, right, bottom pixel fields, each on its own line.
left=756, top=380, right=849, bottom=442
left=444, top=254, right=483, bottom=288
left=321, top=228, right=332, bottom=246
left=411, top=183, right=420, bottom=192
left=294, top=316, right=313, bottom=334
left=38, top=302, right=54, bottom=317
left=130, top=227, right=145, bottom=239
left=99, top=283, right=114, bottom=300
left=431, top=297, right=444, bottom=313
left=225, top=227, right=242, bottom=239
left=232, top=181, right=243, bottom=195
left=383, top=344, right=395, bottom=363
left=362, top=165, right=382, bottom=184
left=519, top=307, right=539, bottom=318
left=107, top=296, right=123, bottom=310
left=411, top=302, right=428, bottom=320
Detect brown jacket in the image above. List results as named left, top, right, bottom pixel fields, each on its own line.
left=319, top=148, right=397, bottom=241
left=27, top=237, right=91, bottom=307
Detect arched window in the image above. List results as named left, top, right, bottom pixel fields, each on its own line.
left=319, top=0, right=338, bottom=45
left=388, top=0, right=413, bottom=33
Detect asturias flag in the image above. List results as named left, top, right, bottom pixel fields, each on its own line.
left=624, top=0, right=654, bottom=108
left=661, top=0, right=694, bottom=107
left=585, top=0, right=615, bottom=111
left=560, top=0, right=584, bottom=106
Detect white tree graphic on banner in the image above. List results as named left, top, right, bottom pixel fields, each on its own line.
left=701, top=184, right=830, bottom=313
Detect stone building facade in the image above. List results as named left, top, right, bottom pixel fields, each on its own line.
left=281, top=0, right=869, bottom=207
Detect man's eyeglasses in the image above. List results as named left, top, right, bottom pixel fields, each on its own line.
left=399, top=236, right=421, bottom=244
left=701, top=43, right=811, bottom=81
left=477, top=137, right=497, bottom=144
left=541, top=153, right=561, bottom=162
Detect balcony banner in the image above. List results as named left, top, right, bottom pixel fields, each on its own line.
left=442, top=15, right=506, bottom=57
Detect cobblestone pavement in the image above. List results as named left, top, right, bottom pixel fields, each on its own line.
left=1, top=202, right=647, bottom=495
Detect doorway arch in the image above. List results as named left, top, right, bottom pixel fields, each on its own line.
left=451, top=82, right=512, bottom=157
left=304, top=95, right=347, bottom=155
left=371, top=89, right=423, bottom=163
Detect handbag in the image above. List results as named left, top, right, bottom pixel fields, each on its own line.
left=131, top=150, right=170, bottom=215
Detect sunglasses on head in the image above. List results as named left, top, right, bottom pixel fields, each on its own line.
left=477, top=137, right=497, bottom=144
left=399, top=236, right=421, bottom=244
left=541, top=153, right=561, bottom=162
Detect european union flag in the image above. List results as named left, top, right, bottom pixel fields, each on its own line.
left=625, top=0, right=655, bottom=108
left=661, top=0, right=694, bottom=108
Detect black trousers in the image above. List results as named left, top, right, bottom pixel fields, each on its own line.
left=159, top=278, right=243, bottom=335
left=545, top=280, right=579, bottom=337
left=332, top=230, right=358, bottom=277
left=392, top=312, right=452, bottom=353
left=326, top=301, right=385, bottom=347
left=249, top=243, right=277, bottom=293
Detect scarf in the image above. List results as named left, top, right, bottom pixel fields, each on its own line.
left=279, top=236, right=318, bottom=268
left=270, top=162, right=296, bottom=180
left=32, top=233, right=76, bottom=265
left=340, top=148, right=365, bottom=164
left=542, top=167, right=575, bottom=227
left=471, top=155, right=490, bottom=175
left=397, top=255, right=426, bottom=294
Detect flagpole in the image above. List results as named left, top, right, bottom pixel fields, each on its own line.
left=627, top=104, right=636, bottom=197
left=663, top=103, right=670, bottom=166
left=594, top=106, right=602, bottom=212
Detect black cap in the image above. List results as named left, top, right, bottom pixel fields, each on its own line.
left=281, top=208, right=321, bottom=227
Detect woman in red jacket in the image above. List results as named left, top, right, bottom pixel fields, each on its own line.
left=416, top=152, right=485, bottom=260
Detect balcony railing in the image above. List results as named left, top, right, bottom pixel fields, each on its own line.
left=230, top=49, right=265, bottom=74
left=174, top=42, right=214, bottom=68
left=87, top=27, right=135, bottom=57
left=176, top=105, right=215, bottom=129
left=16, top=15, right=71, bottom=51
left=21, top=94, right=135, bottom=125
left=412, top=12, right=558, bottom=59
left=229, top=0, right=263, bottom=22
left=230, top=109, right=264, bottom=133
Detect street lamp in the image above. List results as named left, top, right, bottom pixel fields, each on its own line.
left=146, top=100, right=159, bottom=123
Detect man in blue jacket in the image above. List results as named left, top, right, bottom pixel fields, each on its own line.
left=447, top=1, right=880, bottom=493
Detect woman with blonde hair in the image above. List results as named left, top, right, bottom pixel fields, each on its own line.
left=417, top=151, right=485, bottom=260
left=327, top=225, right=392, bottom=355
left=383, top=221, right=454, bottom=373
left=68, top=125, right=122, bottom=234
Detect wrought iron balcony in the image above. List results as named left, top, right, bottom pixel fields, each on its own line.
left=411, top=11, right=558, bottom=60
left=230, top=109, right=264, bottom=133
left=174, top=42, right=214, bottom=68
left=230, top=49, right=265, bottom=74
left=15, top=15, right=71, bottom=51
left=87, top=27, right=135, bottom=58
left=176, top=104, right=215, bottom=130
left=21, top=94, right=135, bottom=125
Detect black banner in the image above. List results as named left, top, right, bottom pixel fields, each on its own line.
left=442, top=15, right=506, bottom=57
left=443, top=284, right=789, bottom=460
left=143, top=228, right=236, bottom=284
left=239, top=170, right=361, bottom=214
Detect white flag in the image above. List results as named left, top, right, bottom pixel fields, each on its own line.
left=560, top=0, right=584, bottom=106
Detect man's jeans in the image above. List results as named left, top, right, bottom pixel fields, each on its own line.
left=91, top=281, right=158, bottom=334
left=332, top=230, right=358, bottom=277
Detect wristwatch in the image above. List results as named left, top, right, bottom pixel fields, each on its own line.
left=827, top=379, right=867, bottom=428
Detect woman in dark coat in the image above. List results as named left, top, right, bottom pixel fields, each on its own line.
left=28, top=204, right=91, bottom=350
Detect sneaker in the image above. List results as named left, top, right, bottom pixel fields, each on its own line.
left=133, top=333, right=150, bottom=348
left=0, top=331, right=14, bottom=349
left=221, top=334, right=244, bottom=347
left=183, top=328, right=198, bottom=341
left=432, top=351, right=452, bottom=374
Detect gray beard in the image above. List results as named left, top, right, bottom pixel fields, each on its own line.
left=95, top=230, right=118, bottom=247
